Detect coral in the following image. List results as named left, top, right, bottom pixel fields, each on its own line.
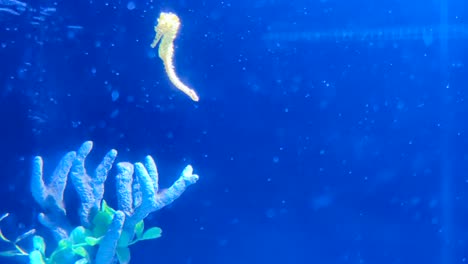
left=151, top=12, right=200, bottom=102
left=0, top=141, right=199, bottom=264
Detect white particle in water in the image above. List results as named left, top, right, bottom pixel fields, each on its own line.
left=127, top=1, right=136, bottom=10
left=111, top=90, right=119, bottom=101
left=273, top=156, right=279, bottom=163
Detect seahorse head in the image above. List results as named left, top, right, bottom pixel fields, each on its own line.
left=157, top=12, right=180, bottom=36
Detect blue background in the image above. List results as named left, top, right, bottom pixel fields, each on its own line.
left=1, top=0, right=468, bottom=263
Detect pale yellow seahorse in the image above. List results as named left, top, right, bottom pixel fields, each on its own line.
left=151, top=12, right=200, bottom=102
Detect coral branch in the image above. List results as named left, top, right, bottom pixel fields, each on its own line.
left=95, top=211, right=125, bottom=264
left=116, top=156, right=199, bottom=233
left=70, top=141, right=118, bottom=227
left=31, top=152, right=76, bottom=240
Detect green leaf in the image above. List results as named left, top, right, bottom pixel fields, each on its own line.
left=85, top=236, right=101, bottom=246
left=72, top=246, right=88, bottom=258
left=134, top=221, right=144, bottom=239
left=92, top=211, right=113, bottom=237
left=117, top=231, right=131, bottom=248
left=0, top=229, right=11, bottom=243
left=29, top=250, right=46, bottom=264
left=75, top=258, right=89, bottom=264
left=70, top=226, right=89, bottom=244
left=32, top=236, right=45, bottom=255
left=141, top=227, right=162, bottom=241
left=0, top=213, right=9, bottom=222
left=15, top=229, right=36, bottom=243
left=0, top=250, right=25, bottom=257
left=116, top=247, right=131, bottom=264
left=57, top=239, right=72, bottom=250
left=13, top=244, right=28, bottom=255
left=101, top=200, right=116, bottom=215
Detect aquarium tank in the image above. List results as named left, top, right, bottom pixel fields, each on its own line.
left=0, top=0, right=467, bottom=263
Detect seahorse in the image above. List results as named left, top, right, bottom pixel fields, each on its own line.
left=151, top=12, right=200, bottom=102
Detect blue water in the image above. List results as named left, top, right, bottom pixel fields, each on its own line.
left=1, top=0, right=468, bottom=263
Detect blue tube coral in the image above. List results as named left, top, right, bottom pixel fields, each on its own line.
left=2, top=141, right=199, bottom=264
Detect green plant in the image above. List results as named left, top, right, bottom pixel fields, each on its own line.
left=1, top=201, right=162, bottom=264
left=0, top=213, right=36, bottom=258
